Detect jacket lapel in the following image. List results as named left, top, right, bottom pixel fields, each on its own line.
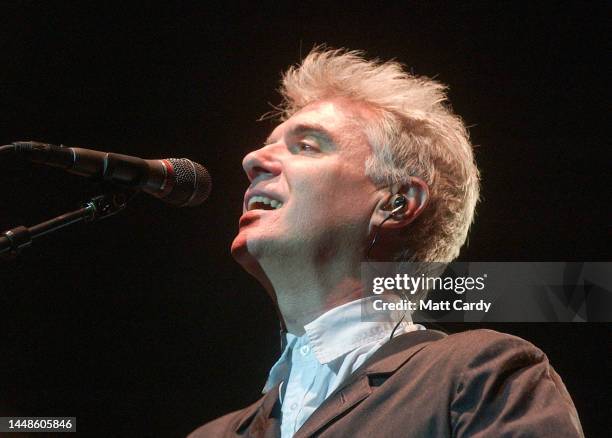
left=293, top=330, right=446, bottom=438
left=235, top=383, right=282, bottom=438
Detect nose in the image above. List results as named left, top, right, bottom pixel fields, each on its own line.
left=242, top=144, right=283, bottom=183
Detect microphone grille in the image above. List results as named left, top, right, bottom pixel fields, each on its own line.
left=167, top=158, right=212, bottom=207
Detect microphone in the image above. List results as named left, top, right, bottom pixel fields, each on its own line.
left=8, top=141, right=212, bottom=207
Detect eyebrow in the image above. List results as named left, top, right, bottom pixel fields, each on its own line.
left=265, top=123, right=337, bottom=148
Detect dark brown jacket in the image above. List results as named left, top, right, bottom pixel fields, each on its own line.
left=189, top=329, right=583, bottom=437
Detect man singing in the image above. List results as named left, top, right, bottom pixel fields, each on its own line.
left=189, top=48, right=583, bottom=437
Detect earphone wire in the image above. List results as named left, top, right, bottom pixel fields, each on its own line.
left=364, top=203, right=411, bottom=341
left=365, top=213, right=394, bottom=264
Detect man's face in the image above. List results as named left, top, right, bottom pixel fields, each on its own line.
left=231, top=98, right=382, bottom=267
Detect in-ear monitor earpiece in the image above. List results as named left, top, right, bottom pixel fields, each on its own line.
left=390, top=194, right=408, bottom=216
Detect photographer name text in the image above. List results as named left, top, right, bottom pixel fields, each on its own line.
left=372, top=298, right=491, bottom=313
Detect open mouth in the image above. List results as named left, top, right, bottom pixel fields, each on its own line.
left=247, top=195, right=283, bottom=211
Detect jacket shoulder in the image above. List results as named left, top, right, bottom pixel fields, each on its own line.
left=433, top=328, right=544, bottom=359
left=419, top=329, right=584, bottom=437
left=421, top=328, right=550, bottom=382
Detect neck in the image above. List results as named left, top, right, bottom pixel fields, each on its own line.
left=257, top=253, right=365, bottom=336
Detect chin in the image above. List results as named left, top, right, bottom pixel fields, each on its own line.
left=231, top=233, right=250, bottom=261
left=231, top=232, right=266, bottom=269
left=230, top=234, right=275, bottom=295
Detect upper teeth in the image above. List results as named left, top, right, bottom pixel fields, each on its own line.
left=248, top=195, right=283, bottom=210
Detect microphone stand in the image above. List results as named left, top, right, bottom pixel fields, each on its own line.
left=0, top=189, right=137, bottom=258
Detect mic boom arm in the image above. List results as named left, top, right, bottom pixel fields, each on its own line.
left=0, top=189, right=136, bottom=258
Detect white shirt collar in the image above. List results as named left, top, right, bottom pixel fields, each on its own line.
left=263, top=295, right=417, bottom=392
left=303, top=295, right=411, bottom=364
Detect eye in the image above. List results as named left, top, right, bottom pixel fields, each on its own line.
left=295, top=141, right=319, bottom=153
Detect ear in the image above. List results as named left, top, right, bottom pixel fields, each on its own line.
left=370, top=177, right=429, bottom=230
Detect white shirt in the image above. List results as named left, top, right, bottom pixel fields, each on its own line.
left=262, top=296, right=424, bottom=438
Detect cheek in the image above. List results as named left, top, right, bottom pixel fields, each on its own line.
left=325, top=167, right=375, bottom=210
left=284, top=158, right=375, bottom=222
left=297, top=183, right=372, bottom=226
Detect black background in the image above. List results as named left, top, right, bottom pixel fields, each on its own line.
left=1, top=1, right=609, bottom=437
